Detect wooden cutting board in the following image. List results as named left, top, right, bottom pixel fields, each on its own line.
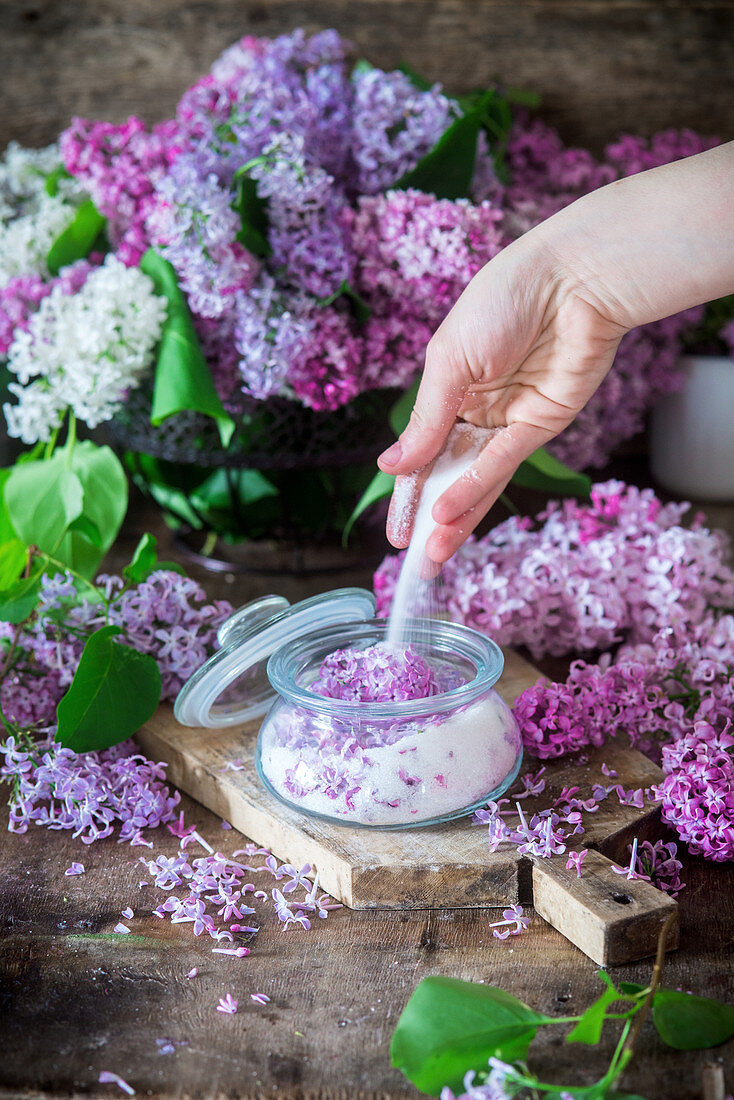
left=136, top=649, right=677, bottom=966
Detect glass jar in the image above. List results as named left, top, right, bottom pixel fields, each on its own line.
left=256, top=618, right=522, bottom=829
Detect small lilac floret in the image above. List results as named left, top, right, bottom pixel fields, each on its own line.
left=311, top=643, right=441, bottom=704
left=98, top=1071, right=135, bottom=1095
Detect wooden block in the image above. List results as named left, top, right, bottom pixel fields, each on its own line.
left=532, top=849, right=679, bottom=967
left=136, top=643, right=677, bottom=968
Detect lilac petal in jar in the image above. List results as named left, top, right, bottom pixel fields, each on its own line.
left=256, top=618, right=522, bottom=829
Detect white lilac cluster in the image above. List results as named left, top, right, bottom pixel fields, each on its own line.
left=4, top=254, right=166, bottom=443
left=0, top=141, right=83, bottom=282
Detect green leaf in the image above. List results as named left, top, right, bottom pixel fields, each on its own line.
left=4, top=454, right=84, bottom=555
left=652, top=988, right=734, bottom=1050
left=139, top=250, right=235, bottom=447
left=0, top=539, right=28, bottom=590
left=0, top=469, right=18, bottom=546
left=512, top=447, right=592, bottom=498
left=343, top=468, right=394, bottom=544
left=53, top=442, right=128, bottom=577
left=352, top=58, right=375, bottom=78
left=394, top=90, right=496, bottom=199
left=233, top=165, right=272, bottom=257
left=316, top=279, right=373, bottom=326
left=191, top=467, right=278, bottom=513
left=123, top=533, right=185, bottom=584
left=619, top=981, right=647, bottom=997
left=566, top=985, right=621, bottom=1045
left=389, top=378, right=420, bottom=435
left=47, top=199, right=106, bottom=275
left=44, top=165, right=72, bottom=197
left=55, top=625, right=162, bottom=753
left=390, top=976, right=551, bottom=1095
left=397, top=61, right=433, bottom=92
left=0, top=566, right=43, bottom=624
left=66, top=515, right=103, bottom=549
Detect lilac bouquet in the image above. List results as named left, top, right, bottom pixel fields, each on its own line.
left=1, top=28, right=723, bottom=507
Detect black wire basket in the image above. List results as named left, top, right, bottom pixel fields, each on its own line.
left=108, top=383, right=399, bottom=470
left=108, top=384, right=399, bottom=571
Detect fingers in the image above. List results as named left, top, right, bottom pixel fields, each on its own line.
left=378, top=329, right=467, bottom=477
left=431, top=421, right=554, bottom=527
left=386, top=471, right=423, bottom=549
left=425, top=477, right=512, bottom=564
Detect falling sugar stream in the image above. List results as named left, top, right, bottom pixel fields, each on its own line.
left=386, top=424, right=497, bottom=649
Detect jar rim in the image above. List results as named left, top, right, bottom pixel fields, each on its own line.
left=266, top=617, right=505, bottom=719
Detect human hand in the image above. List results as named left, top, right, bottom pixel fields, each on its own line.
left=380, top=230, right=627, bottom=562
left=379, top=143, right=734, bottom=565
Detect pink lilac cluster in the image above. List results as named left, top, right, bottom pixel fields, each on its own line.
left=654, top=722, right=734, bottom=862
left=311, top=643, right=440, bottom=703
left=375, top=481, right=734, bottom=660
left=0, top=735, right=180, bottom=842
left=60, top=116, right=177, bottom=265
left=0, top=568, right=232, bottom=728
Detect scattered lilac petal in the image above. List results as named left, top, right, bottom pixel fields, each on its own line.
left=98, top=1072, right=135, bottom=1095
left=216, top=994, right=238, bottom=1015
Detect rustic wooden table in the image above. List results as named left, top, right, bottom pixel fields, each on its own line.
left=1, top=494, right=733, bottom=1100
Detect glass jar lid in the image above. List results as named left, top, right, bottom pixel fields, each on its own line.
left=174, top=587, right=377, bottom=728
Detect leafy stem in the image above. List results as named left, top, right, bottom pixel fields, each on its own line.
left=0, top=552, right=33, bottom=685
left=621, top=911, right=677, bottom=1063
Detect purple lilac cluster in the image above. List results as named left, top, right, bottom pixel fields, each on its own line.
left=145, top=828, right=340, bottom=941
left=612, top=837, right=685, bottom=895
left=0, top=569, right=232, bottom=728
left=654, top=722, right=734, bottom=862
left=514, top=607, right=734, bottom=762
left=0, top=735, right=180, bottom=843
left=375, top=480, right=734, bottom=659
left=311, top=643, right=440, bottom=703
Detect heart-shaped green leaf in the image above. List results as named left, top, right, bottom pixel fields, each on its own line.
left=0, top=566, right=43, bottom=624
left=4, top=454, right=84, bottom=555
left=513, top=447, right=592, bottom=498
left=652, top=988, right=734, bottom=1050
left=342, top=468, right=394, bottom=544
left=390, top=975, right=551, bottom=1095
left=0, top=539, right=28, bottom=590
left=55, top=625, right=162, bottom=752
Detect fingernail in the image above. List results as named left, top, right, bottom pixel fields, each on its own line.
left=379, top=441, right=403, bottom=466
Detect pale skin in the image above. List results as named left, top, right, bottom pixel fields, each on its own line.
left=378, top=142, right=734, bottom=564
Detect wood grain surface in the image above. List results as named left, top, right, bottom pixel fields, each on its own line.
left=0, top=505, right=733, bottom=1099
left=1, top=1, right=733, bottom=153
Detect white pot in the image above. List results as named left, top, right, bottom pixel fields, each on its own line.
left=650, top=354, right=734, bottom=501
